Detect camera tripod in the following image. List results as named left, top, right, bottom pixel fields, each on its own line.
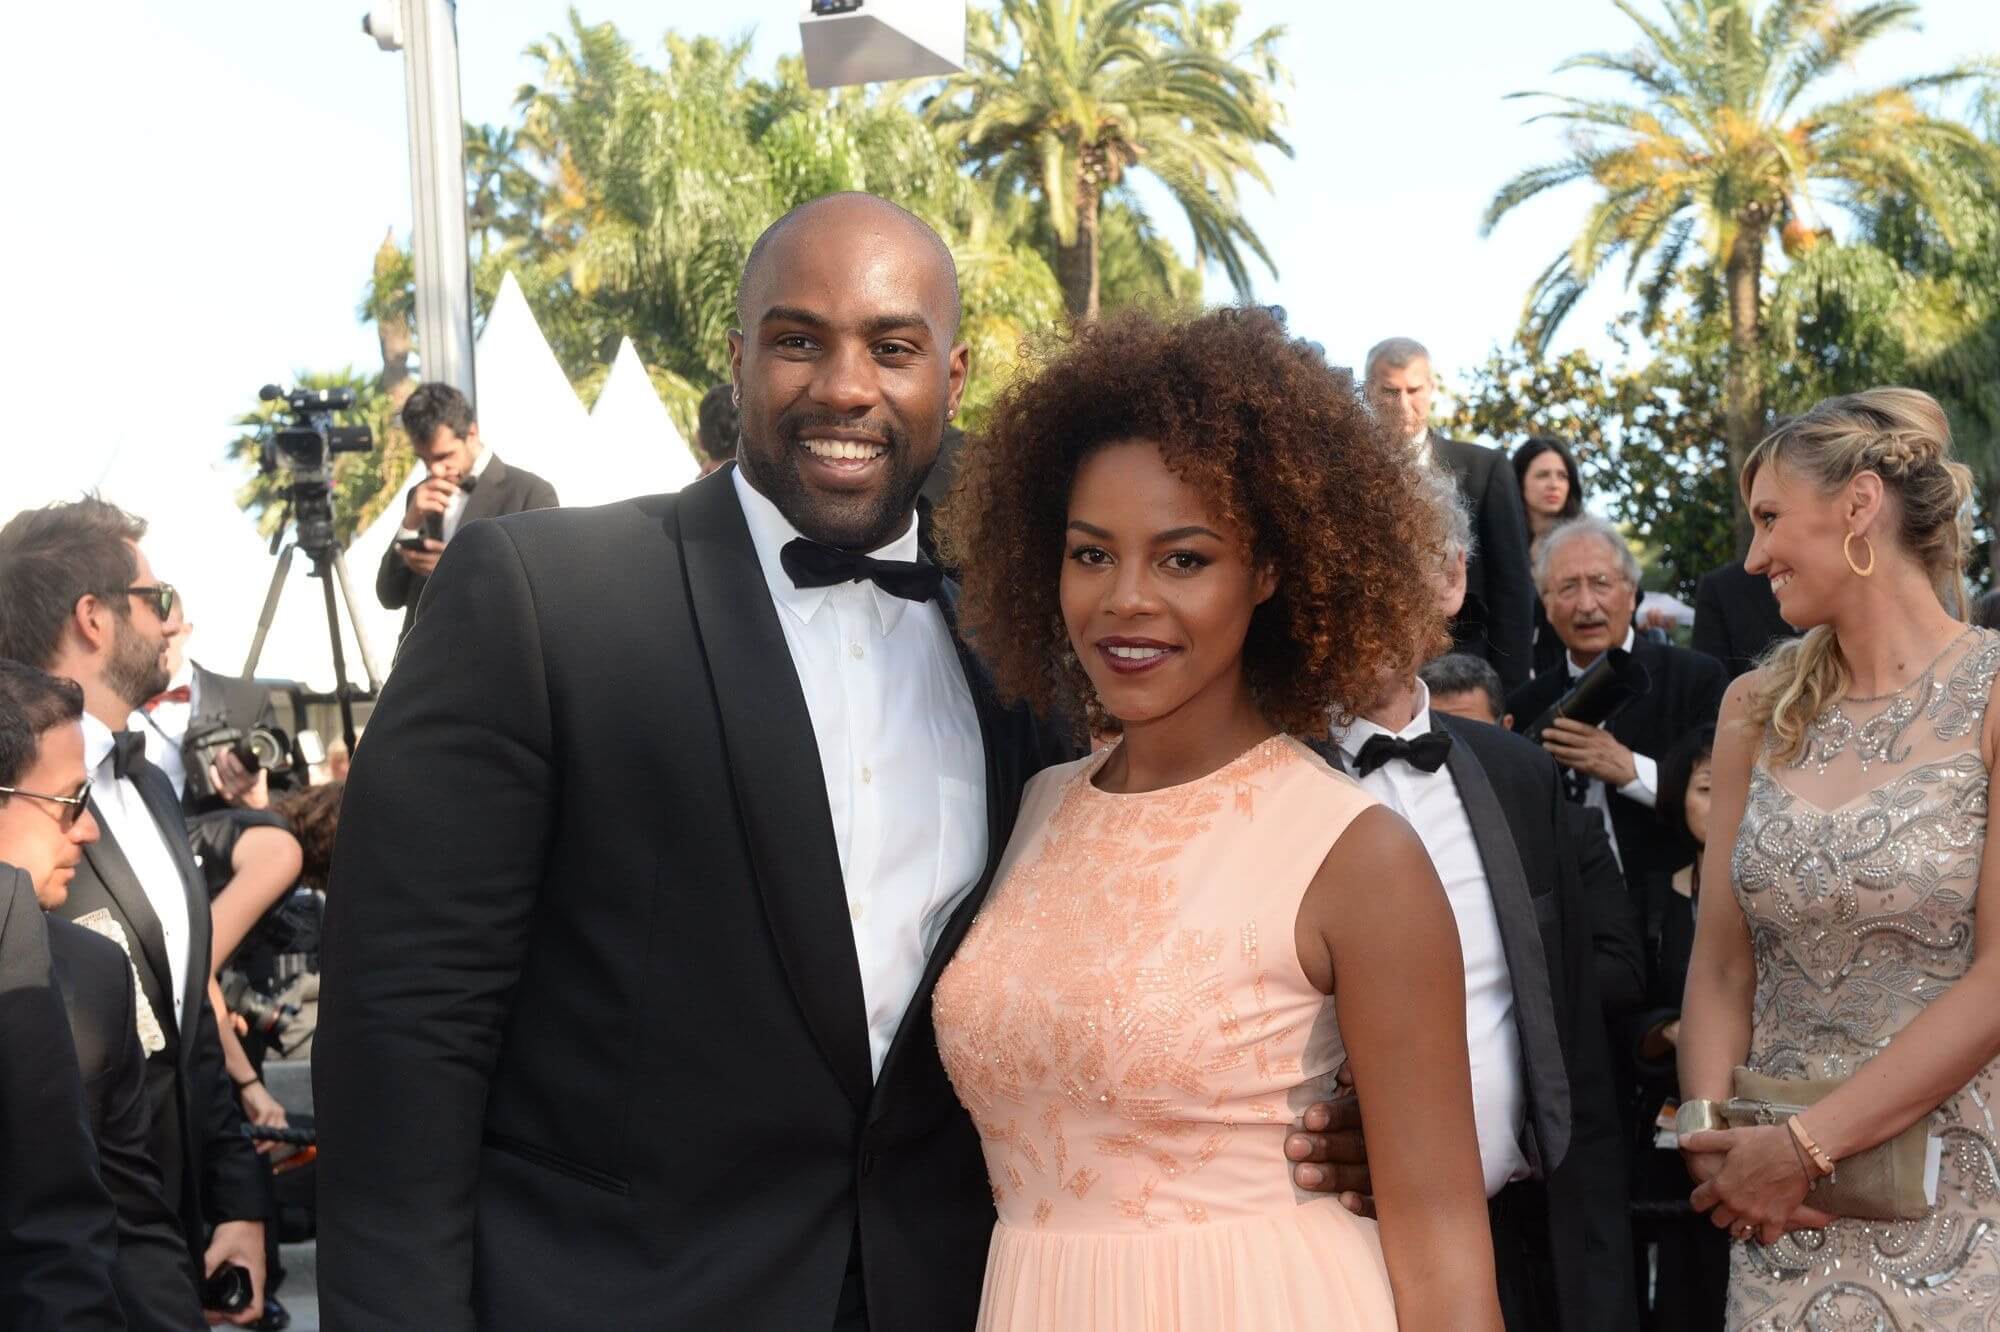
left=241, top=539, right=383, bottom=754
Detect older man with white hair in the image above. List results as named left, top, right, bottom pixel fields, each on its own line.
left=1365, top=336, right=1536, bottom=692
left=1507, top=516, right=1727, bottom=882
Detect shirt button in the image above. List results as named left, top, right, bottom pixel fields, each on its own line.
left=849, top=899, right=865, bottom=922
left=849, top=642, right=864, bottom=660
left=861, top=766, right=873, bottom=785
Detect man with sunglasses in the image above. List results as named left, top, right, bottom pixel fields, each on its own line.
left=0, top=657, right=207, bottom=1328
left=0, top=498, right=268, bottom=1326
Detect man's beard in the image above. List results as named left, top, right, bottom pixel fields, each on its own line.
left=738, top=406, right=931, bottom=552
left=104, top=617, right=169, bottom=712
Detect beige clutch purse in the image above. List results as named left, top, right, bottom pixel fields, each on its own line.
left=1726, top=1066, right=1936, bottom=1221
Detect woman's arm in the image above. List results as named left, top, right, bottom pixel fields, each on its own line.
left=1298, top=806, right=1501, bottom=1332
left=210, top=825, right=302, bottom=970
left=1708, top=667, right=2000, bottom=1173
left=208, top=824, right=301, bottom=1140
left=1677, top=674, right=1761, bottom=1104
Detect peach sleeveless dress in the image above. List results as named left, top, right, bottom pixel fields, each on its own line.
left=932, top=735, right=1398, bottom=1331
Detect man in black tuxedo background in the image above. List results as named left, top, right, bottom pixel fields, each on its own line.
left=1692, top=556, right=1799, bottom=680
left=1509, top=516, right=1728, bottom=883
left=1300, top=478, right=1640, bottom=1331
left=0, top=861, right=123, bottom=1331
left=1365, top=336, right=1537, bottom=692
left=317, top=193, right=1070, bottom=1331
left=0, top=499, right=269, bottom=1325
left=375, top=381, right=559, bottom=643
left=0, top=658, right=205, bottom=1329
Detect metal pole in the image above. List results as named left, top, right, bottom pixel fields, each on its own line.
left=397, top=0, right=475, bottom=398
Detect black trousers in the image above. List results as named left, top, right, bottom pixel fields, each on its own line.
left=1490, top=1178, right=1559, bottom=1332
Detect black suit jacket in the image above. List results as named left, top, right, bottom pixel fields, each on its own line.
left=48, top=916, right=206, bottom=1330
left=375, top=455, right=560, bottom=641
left=1430, top=433, right=1538, bottom=694
left=1693, top=558, right=1798, bottom=680
left=55, top=749, right=266, bottom=1264
left=0, top=865, right=123, bottom=1331
left=1383, top=717, right=1639, bottom=1330
left=1507, top=638, right=1730, bottom=879
left=319, top=466, right=1068, bottom=1331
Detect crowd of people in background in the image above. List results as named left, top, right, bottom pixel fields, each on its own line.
left=3, top=189, right=1995, bottom=1332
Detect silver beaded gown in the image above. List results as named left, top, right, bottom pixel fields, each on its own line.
left=1727, top=626, right=2000, bottom=1331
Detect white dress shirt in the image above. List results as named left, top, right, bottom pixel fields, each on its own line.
left=1336, top=681, right=1531, bottom=1196
left=135, top=658, right=197, bottom=799
left=1410, top=426, right=1435, bottom=468
left=731, top=469, right=988, bottom=1078
left=396, top=445, right=496, bottom=545
left=82, top=711, right=193, bottom=1031
left=1566, top=628, right=1658, bottom=868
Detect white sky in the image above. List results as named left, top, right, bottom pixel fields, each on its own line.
left=4, top=0, right=1992, bottom=513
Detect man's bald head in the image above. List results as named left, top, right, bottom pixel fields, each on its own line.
left=736, top=192, right=961, bottom=338
left=727, top=191, right=972, bottom=552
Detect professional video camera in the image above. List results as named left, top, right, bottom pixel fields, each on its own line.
left=241, top=383, right=384, bottom=752
left=255, top=384, right=375, bottom=560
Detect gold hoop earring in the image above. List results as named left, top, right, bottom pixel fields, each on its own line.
left=1844, top=531, right=1876, bottom=578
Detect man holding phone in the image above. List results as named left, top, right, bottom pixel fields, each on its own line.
left=377, top=383, right=558, bottom=644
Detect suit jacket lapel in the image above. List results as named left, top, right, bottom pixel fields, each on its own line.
left=78, top=800, right=176, bottom=1038
left=1437, top=722, right=1572, bottom=1173
left=126, top=763, right=211, bottom=1026
left=676, top=468, right=874, bottom=1111
left=458, top=458, right=510, bottom=529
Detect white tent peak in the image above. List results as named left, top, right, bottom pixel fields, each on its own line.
left=587, top=337, right=700, bottom=502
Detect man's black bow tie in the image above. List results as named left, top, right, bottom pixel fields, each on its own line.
left=1353, top=730, right=1453, bottom=778
left=110, top=730, right=148, bottom=781
left=455, top=472, right=478, bottom=494
left=780, top=538, right=942, bottom=604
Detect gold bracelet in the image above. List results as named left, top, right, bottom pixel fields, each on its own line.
left=1788, top=1115, right=1836, bottom=1179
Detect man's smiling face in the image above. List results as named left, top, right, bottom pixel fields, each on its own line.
left=729, top=194, right=968, bottom=552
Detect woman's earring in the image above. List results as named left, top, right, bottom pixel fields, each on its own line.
left=1843, top=531, right=1876, bottom=578
left=731, top=386, right=740, bottom=408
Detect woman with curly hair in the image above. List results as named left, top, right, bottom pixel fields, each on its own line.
left=930, top=307, right=1501, bottom=1330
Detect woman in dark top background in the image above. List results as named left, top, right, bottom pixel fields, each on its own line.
left=1511, top=436, right=1585, bottom=677
left=1628, top=724, right=1725, bottom=1331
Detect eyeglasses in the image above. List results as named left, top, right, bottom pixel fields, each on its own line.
left=1549, top=573, right=1628, bottom=605
left=126, top=583, right=178, bottom=620
left=0, top=780, right=92, bottom=829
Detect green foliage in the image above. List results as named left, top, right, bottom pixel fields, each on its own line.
left=1488, top=0, right=1995, bottom=349
left=1486, top=0, right=1999, bottom=543
left=1446, top=312, right=1735, bottom=602
left=928, top=0, right=1289, bottom=317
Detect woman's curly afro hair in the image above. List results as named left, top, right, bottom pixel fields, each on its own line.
left=939, top=305, right=1449, bottom=740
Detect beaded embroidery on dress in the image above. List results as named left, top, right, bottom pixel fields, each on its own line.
left=1727, top=626, right=2000, bottom=1331
left=932, top=735, right=1399, bottom=1330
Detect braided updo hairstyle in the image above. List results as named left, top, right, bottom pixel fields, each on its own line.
left=1741, top=387, right=1975, bottom=763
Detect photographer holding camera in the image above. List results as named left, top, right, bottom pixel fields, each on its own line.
left=138, top=600, right=302, bottom=816
left=376, top=383, right=558, bottom=642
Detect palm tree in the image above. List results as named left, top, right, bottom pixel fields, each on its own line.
left=928, top=0, right=1290, bottom=320
left=1484, top=0, right=1996, bottom=545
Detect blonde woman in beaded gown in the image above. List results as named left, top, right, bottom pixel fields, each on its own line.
left=933, top=309, right=1501, bottom=1331
left=1678, top=388, right=2000, bottom=1331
